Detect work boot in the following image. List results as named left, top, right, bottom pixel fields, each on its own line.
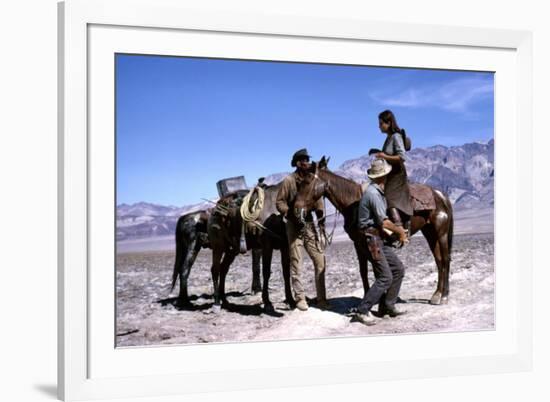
left=377, top=304, right=407, bottom=318
left=355, top=311, right=377, bottom=326
left=296, top=299, right=309, bottom=311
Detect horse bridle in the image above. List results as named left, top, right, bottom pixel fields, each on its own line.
left=296, top=168, right=329, bottom=226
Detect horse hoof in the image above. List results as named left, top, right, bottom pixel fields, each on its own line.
left=264, top=303, right=275, bottom=314
left=429, top=293, right=442, bottom=305
left=440, top=296, right=449, bottom=305
left=284, top=298, right=296, bottom=309
left=212, top=304, right=222, bottom=313
left=175, top=299, right=192, bottom=309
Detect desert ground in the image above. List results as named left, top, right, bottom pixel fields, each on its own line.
left=116, top=224, right=494, bottom=347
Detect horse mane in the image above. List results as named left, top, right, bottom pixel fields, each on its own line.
left=319, top=169, right=362, bottom=208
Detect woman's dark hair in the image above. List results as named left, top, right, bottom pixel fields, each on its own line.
left=378, top=109, right=410, bottom=150
left=378, top=109, right=403, bottom=134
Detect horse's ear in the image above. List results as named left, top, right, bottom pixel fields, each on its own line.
left=319, top=156, right=329, bottom=169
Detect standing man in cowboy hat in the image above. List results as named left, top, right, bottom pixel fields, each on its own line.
left=276, top=148, right=329, bottom=311
left=354, top=158, right=408, bottom=326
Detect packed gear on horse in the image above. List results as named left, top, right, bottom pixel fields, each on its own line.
left=240, top=185, right=265, bottom=230
left=208, top=180, right=295, bottom=312
left=210, top=191, right=248, bottom=254
left=238, top=184, right=277, bottom=250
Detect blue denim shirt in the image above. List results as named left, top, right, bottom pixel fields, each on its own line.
left=358, top=182, right=388, bottom=229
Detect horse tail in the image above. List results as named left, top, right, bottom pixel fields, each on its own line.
left=444, top=195, right=454, bottom=258
left=171, top=216, right=185, bottom=292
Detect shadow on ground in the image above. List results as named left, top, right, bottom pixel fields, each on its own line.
left=156, top=291, right=285, bottom=317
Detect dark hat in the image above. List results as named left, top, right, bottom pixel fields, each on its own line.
left=291, top=148, right=311, bottom=167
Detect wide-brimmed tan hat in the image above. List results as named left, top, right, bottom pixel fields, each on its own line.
left=367, top=159, right=392, bottom=179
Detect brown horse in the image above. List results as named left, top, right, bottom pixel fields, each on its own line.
left=170, top=208, right=262, bottom=308
left=208, top=183, right=293, bottom=313
left=294, top=157, right=454, bottom=305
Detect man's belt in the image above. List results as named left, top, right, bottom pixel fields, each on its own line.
left=362, top=226, right=383, bottom=238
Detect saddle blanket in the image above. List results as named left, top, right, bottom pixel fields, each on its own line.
left=360, top=182, right=436, bottom=212
left=409, top=183, right=436, bottom=211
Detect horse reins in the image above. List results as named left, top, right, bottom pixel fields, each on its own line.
left=323, top=196, right=339, bottom=248
left=297, top=169, right=336, bottom=249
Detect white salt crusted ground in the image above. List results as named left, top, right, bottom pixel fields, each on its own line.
left=116, top=233, right=494, bottom=347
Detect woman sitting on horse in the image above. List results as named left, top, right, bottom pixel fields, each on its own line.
left=373, top=110, right=413, bottom=230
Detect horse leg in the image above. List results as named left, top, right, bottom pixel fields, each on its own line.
left=172, top=239, right=188, bottom=304
left=281, top=245, right=295, bottom=308
left=442, top=207, right=454, bottom=303
left=211, top=248, right=223, bottom=306
left=175, top=240, right=193, bottom=307
left=219, top=250, right=237, bottom=308
left=438, top=232, right=450, bottom=304
left=427, top=190, right=454, bottom=304
left=251, top=248, right=262, bottom=294
left=177, top=239, right=201, bottom=307
left=421, top=225, right=445, bottom=305
left=354, top=241, right=370, bottom=298
left=261, top=245, right=274, bottom=312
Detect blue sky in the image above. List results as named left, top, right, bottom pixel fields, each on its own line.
left=116, top=54, right=494, bottom=206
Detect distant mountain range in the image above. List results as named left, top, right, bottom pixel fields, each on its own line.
left=335, top=139, right=494, bottom=210
left=117, top=139, right=494, bottom=240
left=116, top=201, right=211, bottom=240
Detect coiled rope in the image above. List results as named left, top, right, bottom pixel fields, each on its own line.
left=240, top=186, right=265, bottom=222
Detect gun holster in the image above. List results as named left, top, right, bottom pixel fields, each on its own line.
left=361, top=227, right=383, bottom=261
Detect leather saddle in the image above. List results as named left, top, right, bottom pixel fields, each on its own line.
left=408, top=183, right=436, bottom=211
left=360, top=182, right=436, bottom=212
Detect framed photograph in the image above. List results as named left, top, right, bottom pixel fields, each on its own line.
left=58, top=0, right=533, bottom=400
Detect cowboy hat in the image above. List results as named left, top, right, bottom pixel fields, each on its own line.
left=367, top=158, right=392, bottom=179
left=291, top=148, right=311, bottom=167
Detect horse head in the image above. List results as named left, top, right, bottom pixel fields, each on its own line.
left=293, top=157, right=330, bottom=225
left=318, top=155, right=330, bottom=169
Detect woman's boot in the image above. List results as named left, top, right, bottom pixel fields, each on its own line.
left=389, top=207, right=403, bottom=227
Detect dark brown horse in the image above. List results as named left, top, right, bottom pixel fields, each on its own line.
left=294, top=157, right=454, bottom=305
left=170, top=208, right=262, bottom=308
left=208, top=183, right=293, bottom=313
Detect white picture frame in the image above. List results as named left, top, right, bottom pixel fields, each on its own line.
left=58, top=0, right=533, bottom=400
